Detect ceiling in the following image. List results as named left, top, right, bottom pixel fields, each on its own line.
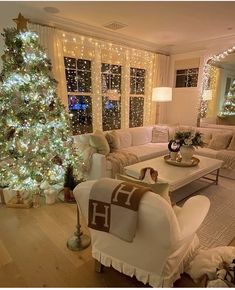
left=2, top=1, right=235, bottom=54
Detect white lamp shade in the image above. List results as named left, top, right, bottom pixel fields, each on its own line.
left=202, top=90, right=213, bottom=101
left=152, top=87, right=172, bottom=102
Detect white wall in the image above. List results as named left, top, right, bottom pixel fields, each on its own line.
left=163, top=50, right=205, bottom=126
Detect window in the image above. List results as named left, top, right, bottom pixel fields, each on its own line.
left=64, top=57, right=92, bottom=134
left=175, top=68, right=199, bottom=88
left=101, top=63, right=122, bottom=131
left=129, top=68, right=145, bottom=128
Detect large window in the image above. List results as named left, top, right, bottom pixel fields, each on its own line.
left=101, top=63, right=122, bottom=131
left=175, top=68, right=199, bottom=88
left=129, top=68, right=145, bottom=128
left=64, top=57, right=92, bottom=134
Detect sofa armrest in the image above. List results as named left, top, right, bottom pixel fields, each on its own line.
left=176, top=195, right=210, bottom=240
left=87, top=153, right=108, bottom=180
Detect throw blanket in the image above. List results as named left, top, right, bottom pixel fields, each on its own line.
left=88, top=178, right=150, bottom=242
left=217, top=150, right=235, bottom=170
left=106, top=150, right=140, bottom=178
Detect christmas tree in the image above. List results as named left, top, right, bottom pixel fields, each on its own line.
left=219, top=80, right=235, bottom=117
left=0, top=14, right=81, bottom=194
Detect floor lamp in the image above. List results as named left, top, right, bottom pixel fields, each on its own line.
left=67, top=204, right=91, bottom=251
left=152, top=87, right=172, bottom=124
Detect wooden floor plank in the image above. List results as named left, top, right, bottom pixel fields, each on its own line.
left=0, top=239, right=12, bottom=267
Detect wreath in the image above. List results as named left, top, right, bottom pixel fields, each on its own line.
left=168, top=139, right=181, bottom=152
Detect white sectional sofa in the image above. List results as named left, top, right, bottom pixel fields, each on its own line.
left=74, top=124, right=235, bottom=180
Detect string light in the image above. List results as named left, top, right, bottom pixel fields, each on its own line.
left=61, top=31, right=155, bottom=132
left=199, top=45, right=235, bottom=118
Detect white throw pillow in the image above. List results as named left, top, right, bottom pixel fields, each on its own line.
left=116, top=130, right=132, bottom=148
left=89, top=130, right=110, bottom=155
left=208, top=133, right=232, bottom=150
left=152, top=126, right=169, bottom=143
left=131, top=127, right=151, bottom=146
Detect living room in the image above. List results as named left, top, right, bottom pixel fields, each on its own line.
left=0, top=1, right=235, bottom=288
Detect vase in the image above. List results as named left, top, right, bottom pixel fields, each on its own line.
left=180, top=145, right=195, bottom=163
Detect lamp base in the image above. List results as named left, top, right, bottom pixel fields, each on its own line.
left=67, top=233, right=91, bottom=251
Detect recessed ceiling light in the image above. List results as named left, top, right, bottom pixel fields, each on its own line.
left=43, top=7, right=60, bottom=14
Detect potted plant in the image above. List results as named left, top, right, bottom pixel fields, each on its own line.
left=63, top=165, right=85, bottom=203
left=174, top=131, right=204, bottom=162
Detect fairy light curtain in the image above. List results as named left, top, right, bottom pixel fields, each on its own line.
left=29, top=23, right=156, bottom=134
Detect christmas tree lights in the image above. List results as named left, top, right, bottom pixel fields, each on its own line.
left=0, top=22, right=82, bottom=194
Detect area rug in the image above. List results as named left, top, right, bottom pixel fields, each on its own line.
left=172, top=180, right=235, bottom=248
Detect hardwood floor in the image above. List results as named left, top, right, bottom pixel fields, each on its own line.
left=0, top=201, right=145, bottom=287
left=0, top=178, right=234, bottom=287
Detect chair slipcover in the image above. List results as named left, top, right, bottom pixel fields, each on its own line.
left=74, top=179, right=210, bottom=287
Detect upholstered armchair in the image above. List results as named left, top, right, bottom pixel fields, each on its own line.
left=73, top=179, right=210, bottom=287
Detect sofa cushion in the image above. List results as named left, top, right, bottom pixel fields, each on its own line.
left=228, top=134, right=235, bottom=151
left=152, top=126, right=169, bottom=143
left=119, top=143, right=168, bottom=161
left=208, top=133, right=232, bottom=150
left=116, top=130, right=132, bottom=148
left=195, top=147, right=218, bottom=159
left=89, top=130, right=110, bottom=155
left=197, top=128, right=212, bottom=147
left=130, top=127, right=153, bottom=146
left=105, top=131, right=120, bottom=150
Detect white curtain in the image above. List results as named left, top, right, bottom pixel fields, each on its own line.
left=28, top=23, right=68, bottom=108
left=153, top=54, right=170, bottom=124
left=28, top=23, right=158, bottom=130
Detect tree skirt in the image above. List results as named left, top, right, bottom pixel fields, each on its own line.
left=172, top=180, right=235, bottom=248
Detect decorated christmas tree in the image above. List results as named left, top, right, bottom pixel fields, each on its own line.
left=0, top=14, right=82, bottom=200
left=219, top=80, right=235, bottom=117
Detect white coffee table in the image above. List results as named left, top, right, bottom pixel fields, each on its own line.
left=124, top=155, right=223, bottom=194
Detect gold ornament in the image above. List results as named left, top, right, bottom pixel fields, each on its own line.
left=13, top=13, right=29, bottom=31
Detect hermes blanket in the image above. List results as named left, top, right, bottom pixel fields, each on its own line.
left=88, top=178, right=149, bottom=242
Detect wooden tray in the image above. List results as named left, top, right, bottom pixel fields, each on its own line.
left=164, top=155, right=200, bottom=167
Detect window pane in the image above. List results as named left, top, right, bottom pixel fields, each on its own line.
left=176, top=68, right=198, bottom=87
left=136, top=77, right=145, bottom=94
left=68, top=95, right=92, bottom=134
left=111, top=64, right=121, bottom=74
left=176, top=75, right=186, bottom=88
left=77, top=59, right=91, bottom=71
left=102, top=96, right=121, bottom=131
left=101, top=74, right=110, bottom=93
left=65, top=69, right=77, bottom=92
left=187, top=74, right=198, bottom=87
left=136, top=69, right=145, bottom=77
left=111, top=74, right=121, bottom=92
left=130, top=77, right=136, bottom=94
left=64, top=57, right=76, bottom=69
left=101, top=63, right=110, bottom=73
left=77, top=71, right=91, bottom=92
left=129, top=97, right=144, bottom=128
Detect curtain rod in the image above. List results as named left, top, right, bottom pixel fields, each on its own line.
left=28, top=20, right=168, bottom=56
